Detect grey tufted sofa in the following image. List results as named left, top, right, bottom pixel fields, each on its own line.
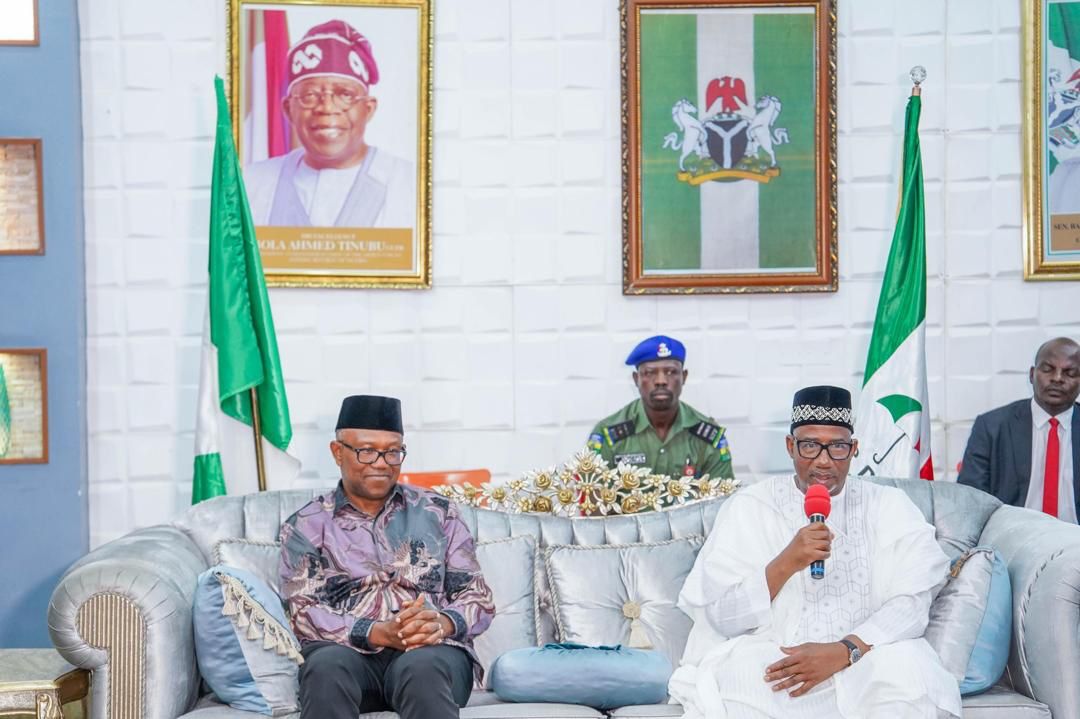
left=48, top=478, right=1080, bottom=719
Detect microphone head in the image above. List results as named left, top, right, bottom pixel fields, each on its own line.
left=804, top=484, right=831, bottom=519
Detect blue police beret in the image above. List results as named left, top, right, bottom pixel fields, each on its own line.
left=625, top=335, right=686, bottom=367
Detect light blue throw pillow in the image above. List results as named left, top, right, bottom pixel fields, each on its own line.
left=924, top=546, right=1012, bottom=696
left=490, top=643, right=672, bottom=710
left=193, top=565, right=304, bottom=716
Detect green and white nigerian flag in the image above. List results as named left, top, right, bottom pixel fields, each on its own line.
left=639, top=8, right=816, bottom=273
left=854, top=94, right=933, bottom=481
left=193, top=77, right=300, bottom=504
left=0, top=364, right=11, bottom=458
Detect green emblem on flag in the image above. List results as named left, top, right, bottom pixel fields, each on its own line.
left=877, top=394, right=923, bottom=424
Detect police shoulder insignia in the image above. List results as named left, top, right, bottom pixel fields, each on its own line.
left=603, top=420, right=636, bottom=446
left=587, top=433, right=604, bottom=451
left=690, top=421, right=726, bottom=448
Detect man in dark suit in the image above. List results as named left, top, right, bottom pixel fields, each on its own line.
left=958, top=337, right=1080, bottom=522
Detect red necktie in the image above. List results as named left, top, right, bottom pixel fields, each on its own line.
left=1043, top=417, right=1061, bottom=518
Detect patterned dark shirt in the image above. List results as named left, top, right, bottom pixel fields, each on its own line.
left=278, top=482, right=495, bottom=677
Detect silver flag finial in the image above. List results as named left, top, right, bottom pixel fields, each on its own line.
left=910, top=66, right=927, bottom=86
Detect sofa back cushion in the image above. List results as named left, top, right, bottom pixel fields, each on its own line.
left=544, top=536, right=703, bottom=670
left=182, top=478, right=1002, bottom=656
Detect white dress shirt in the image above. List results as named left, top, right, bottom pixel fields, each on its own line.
left=1025, top=399, right=1076, bottom=523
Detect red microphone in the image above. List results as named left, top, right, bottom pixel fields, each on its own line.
left=803, top=485, right=831, bottom=581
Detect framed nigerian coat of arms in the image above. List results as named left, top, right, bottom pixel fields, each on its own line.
left=621, top=0, right=837, bottom=294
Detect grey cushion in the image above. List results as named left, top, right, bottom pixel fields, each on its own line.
left=545, top=537, right=703, bottom=670
left=215, top=540, right=280, bottom=595
left=925, top=547, right=1011, bottom=695
left=472, top=535, right=540, bottom=684
left=960, top=685, right=1051, bottom=718
left=608, top=705, right=681, bottom=718
left=607, top=687, right=1051, bottom=719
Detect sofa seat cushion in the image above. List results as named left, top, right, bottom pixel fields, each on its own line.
left=606, top=686, right=1050, bottom=719
left=959, top=685, right=1051, bottom=719
left=545, top=537, right=703, bottom=669
left=182, top=690, right=603, bottom=718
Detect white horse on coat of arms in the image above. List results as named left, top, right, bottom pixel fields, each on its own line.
left=743, top=95, right=789, bottom=167
left=662, top=98, right=708, bottom=171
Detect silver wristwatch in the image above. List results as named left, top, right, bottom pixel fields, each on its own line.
left=840, top=638, right=862, bottom=665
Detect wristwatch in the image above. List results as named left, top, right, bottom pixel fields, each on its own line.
left=840, top=638, right=862, bottom=665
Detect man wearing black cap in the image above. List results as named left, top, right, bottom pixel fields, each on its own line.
left=587, top=335, right=734, bottom=484
left=278, top=395, right=494, bottom=719
left=669, top=386, right=960, bottom=718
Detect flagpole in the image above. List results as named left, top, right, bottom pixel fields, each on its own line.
left=250, top=388, right=268, bottom=492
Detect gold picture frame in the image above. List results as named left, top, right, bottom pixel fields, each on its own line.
left=227, top=0, right=432, bottom=289
left=0, top=138, right=45, bottom=255
left=1022, top=0, right=1080, bottom=280
left=621, top=0, right=837, bottom=294
left=0, top=348, right=48, bottom=465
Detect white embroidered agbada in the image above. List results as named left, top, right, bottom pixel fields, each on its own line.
left=669, top=475, right=962, bottom=719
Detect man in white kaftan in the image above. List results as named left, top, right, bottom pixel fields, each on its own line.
left=669, top=385, right=961, bottom=719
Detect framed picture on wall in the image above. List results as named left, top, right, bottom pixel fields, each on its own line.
left=0, top=139, right=45, bottom=255
left=0, top=349, right=48, bottom=465
left=1022, top=0, right=1080, bottom=280
left=227, top=0, right=432, bottom=289
left=621, top=0, right=837, bottom=294
left=0, top=0, right=39, bottom=45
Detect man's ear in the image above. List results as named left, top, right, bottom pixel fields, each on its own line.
left=785, top=435, right=796, bottom=459
left=632, top=370, right=640, bottom=387
left=1029, top=365, right=1036, bottom=386
left=682, top=368, right=689, bottom=382
left=329, top=440, right=342, bottom=466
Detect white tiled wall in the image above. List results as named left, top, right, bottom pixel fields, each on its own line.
left=80, top=0, right=1080, bottom=547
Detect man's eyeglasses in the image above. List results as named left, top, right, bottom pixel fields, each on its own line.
left=291, top=88, right=366, bottom=110
left=794, top=440, right=854, bottom=461
left=337, top=441, right=407, bottom=466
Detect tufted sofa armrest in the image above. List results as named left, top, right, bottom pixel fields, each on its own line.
left=48, top=525, right=208, bottom=719
left=978, top=505, right=1080, bottom=719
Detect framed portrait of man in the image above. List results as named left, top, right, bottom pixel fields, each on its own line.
left=1022, top=0, right=1080, bottom=280
left=0, top=349, right=48, bottom=465
left=228, top=0, right=432, bottom=288
left=621, top=0, right=837, bottom=294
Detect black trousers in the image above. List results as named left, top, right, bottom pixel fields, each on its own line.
left=299, top=641, right=474, bottom=719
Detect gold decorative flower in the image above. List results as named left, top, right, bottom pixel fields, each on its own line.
left=430, top=445, right=739, bottom=516
left=533, top=471, right=554, bottom=490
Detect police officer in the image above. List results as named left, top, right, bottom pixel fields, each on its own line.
left=588, top=335, right=734, bottom=481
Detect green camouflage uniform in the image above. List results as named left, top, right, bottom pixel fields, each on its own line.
left=587, top=399, right=734, bottom=480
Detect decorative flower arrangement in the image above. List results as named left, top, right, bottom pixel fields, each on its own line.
left=433, top=448, right=740, bottom=516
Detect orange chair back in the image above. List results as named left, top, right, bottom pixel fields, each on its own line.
left=399, top=469, right=491, bottom=489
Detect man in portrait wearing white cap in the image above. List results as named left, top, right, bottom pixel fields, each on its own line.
left=244, top=20, right=415, bottom=228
